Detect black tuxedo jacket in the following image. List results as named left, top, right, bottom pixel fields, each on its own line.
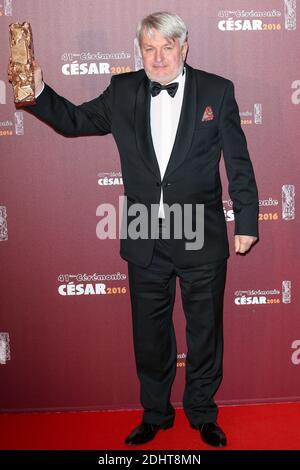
left=27, top=63, right=258, bottom=268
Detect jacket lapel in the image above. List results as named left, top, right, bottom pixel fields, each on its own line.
left=164, top=64, right=197, bottom=179
left=135, top=74, right=161, bottom=181
left=134, top=64, right=197, bottom=181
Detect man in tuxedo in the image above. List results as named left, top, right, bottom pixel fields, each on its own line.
left=9, top=11, right=258, bottom=447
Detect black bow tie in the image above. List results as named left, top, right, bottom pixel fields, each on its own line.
left=150, top=81, right=179, bottom=98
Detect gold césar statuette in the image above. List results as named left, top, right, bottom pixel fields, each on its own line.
left=9, top=22, right=35, bottom=105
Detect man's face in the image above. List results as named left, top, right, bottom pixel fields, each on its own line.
left=140, top=28, right=188, bottom=84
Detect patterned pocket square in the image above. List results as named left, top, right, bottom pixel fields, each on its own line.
left=201, top=106, right=214, bottom=121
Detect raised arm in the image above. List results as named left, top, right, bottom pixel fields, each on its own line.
left=8, top=60, right=113, bottom=137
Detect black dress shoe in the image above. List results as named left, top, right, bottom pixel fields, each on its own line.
left=192, top=422, right=227, bottom=447
left=125, top=422, right=170, bottom=445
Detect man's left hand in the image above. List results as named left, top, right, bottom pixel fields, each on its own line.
left=235, top=235, right=257, bottom=254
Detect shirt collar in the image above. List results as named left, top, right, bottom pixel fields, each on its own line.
left=167, top=66, right=185, bottom=86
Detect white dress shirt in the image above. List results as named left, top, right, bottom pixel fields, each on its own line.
left=150, top=68, right=186, bottom=218
left=35, top=82, right=45, bottom=98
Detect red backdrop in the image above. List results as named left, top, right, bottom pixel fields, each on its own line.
left=0, top=0, right=299, bottom=412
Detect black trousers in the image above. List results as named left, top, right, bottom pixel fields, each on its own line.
left=127, top=222, right=227, bottom=427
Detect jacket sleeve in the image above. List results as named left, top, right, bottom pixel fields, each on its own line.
left=25, top=77, right=114, bottom=137
left=219, top=80, right=259, bottom=237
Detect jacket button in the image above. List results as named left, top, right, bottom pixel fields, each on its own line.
left=156, top=182, right=161, bottom=187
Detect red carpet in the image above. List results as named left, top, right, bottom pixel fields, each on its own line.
left=0, top=403, right=299, bottom=450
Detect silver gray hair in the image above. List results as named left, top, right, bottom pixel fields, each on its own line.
left=136, top=11, right=188, bottom=47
